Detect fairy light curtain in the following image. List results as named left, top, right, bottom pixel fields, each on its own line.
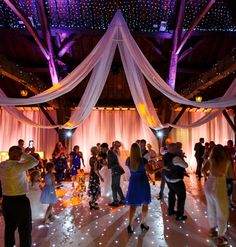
left=1, top=11, right=236, bottom=130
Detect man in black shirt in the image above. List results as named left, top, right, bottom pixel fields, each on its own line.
left=194, top=138, right=205, bottom=180
left=164, top=143, right=188, bottom=221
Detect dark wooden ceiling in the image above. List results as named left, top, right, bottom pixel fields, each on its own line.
left=0, top=0, right=236, bottom=108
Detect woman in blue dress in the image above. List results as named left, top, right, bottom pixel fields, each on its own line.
left=126, top=143, right=158, bottom=233
left=70, top=145, right=85, bottom=187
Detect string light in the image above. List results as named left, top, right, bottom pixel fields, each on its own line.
left=0, top=1, right=235, bottom=32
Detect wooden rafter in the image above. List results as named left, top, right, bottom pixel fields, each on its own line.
left=168, top=0, right=185, bottom=89
left=2, top=0, right=49, bottom=60
left=176, top=0, right=216, bottom=55
left=0, top=55, right=58, bottom=108
left=143, top=37, right=167, bottom=60
left=39, top=105, right=59, bottom=133
left=178, top=49, right=236, bottom=99
left=178, top=39, right=204, bottom=62
left=168, top=106, right=187, bottom=132
left=222, top=110, right=236, bottom=133
left=57, top=34, right=81, bottom=57
left=36, top=0, right=59, bottom=85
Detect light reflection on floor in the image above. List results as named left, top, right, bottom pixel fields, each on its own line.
left=0, top=175, right=235, bottom=247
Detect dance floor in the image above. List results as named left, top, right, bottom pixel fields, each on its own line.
left=0, top=175, right=236, bottom=247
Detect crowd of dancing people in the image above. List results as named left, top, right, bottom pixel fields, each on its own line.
left=0, top=137, right=235, bottom=246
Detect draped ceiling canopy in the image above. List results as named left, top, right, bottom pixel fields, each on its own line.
left=1, top=11, right=236, bottom=130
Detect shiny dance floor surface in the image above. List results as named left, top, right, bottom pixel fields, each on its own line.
left=0, top=175, right=236, bottom=247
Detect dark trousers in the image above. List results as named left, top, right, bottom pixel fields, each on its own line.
left=55, top=169, right=64, bottom=183
left=159, top=171, right=166, bottom=196
left=227, top=178, right=233, bottom=197
left=111, top=174, right=124, bottom=203
left=166, top=180, right=186, bottom=217
left=196, top=157, right=203, bottom=178
left=2, top=195, right=32, bottom=247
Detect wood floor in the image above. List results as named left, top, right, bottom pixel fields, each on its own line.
left=0, top=175, right=235, bottom=247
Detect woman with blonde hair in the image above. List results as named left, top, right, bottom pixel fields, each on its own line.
left=202, top=144, right=235, bottom=246
left=125, top=143, right=157, bottom=233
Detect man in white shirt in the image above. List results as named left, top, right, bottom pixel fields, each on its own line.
left=163, top=143, right=188, bottom=221
left=0, top=146, right=39, bottom=247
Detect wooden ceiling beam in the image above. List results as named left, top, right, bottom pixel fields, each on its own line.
left=143, top=37, right=167, bottom=60
left=178, top=39, right=204, bottom=62
left=0, top=55, right=58, bottom=108
left=168, top=0, right=185, bottom=89
left=178, top=49, right=236, bottom=99
left=36, top=0, right=59, bottom=85
left=176, top=0, right=216, bottom=55
left=57, top=34, right=82, bottom=57
left=2, top=0, right=49, bottom=60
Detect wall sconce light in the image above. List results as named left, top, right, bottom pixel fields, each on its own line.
left=20, top=89, right=28, bottom=97
left=195, top=96, right=202, bottom=102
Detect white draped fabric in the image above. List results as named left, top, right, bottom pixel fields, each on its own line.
left=118, top=41, right=164, bottom=128
left=1, top=11, right=236, bottom=131
left=0, top=90, right=61, bottom=129
left=64, top=40, right=117, bottom=128
left=0, top=15, right=118, bottom=106
left=169, top=111, right=234, bottom=171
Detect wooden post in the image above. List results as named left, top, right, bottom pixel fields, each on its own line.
left=168, top=106, right=187, bottom=132
left=37, top=0, right=59, bottom=85
left=3, top=0, right=49, bottom=60
left=39, top=106, right=59, bottom=133
left=168, top=0, right=185, bottom=89
left=176, top=0, right=216, bottom=55
left=222, top=110, right=236, bottom=133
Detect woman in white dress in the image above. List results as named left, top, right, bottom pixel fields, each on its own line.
left=100, top=165, right=112, bottom=197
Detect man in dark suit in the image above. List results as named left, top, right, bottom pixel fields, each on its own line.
left=194, top=138, right=205, bottom=180
left=100, top=143, right=125, bottom=207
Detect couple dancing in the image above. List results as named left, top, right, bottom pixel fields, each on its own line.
left=100, top=142, right=125, bottom=207
left=88, top=142, right=125, bottom=209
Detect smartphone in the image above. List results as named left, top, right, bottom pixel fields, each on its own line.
left=29, top=140, right=34, bottom=148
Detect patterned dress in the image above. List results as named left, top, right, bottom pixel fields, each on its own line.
left=88, top=156, right=101, bottom=204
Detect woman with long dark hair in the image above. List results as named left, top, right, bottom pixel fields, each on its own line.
left=125, top=143, right=157, bottom=233
left=202, top=144, right=235, bottom=246
left=52, top=142, right=68, bottom=184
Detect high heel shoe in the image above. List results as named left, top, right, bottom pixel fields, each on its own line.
left=127, top=225, right=134, bottom=234
left=140, top=223, right=149, bottom=231
left=89, top=201, right=94, bottom=210
left=89, top=201, right=100, bottom=210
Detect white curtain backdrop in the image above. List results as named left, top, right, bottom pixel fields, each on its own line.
left=169, top=111, right=234, bottom=171
left=0, top=108, right=233, bottom=173
left=0, top=109, right=58, bottom=159
left=71, top=109, right=159, bottom=172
